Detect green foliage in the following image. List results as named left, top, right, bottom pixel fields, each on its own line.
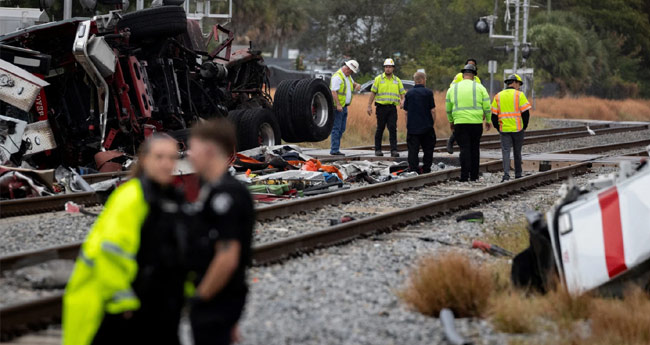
left=528, top=23, right=590, bottom=95
left=400, top=43, right=462, bottom=91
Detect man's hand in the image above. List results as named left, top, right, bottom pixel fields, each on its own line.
left=337, top=105, right=343, bottom=112
left=399, top=99, right=405, bottom=109
left=485, top=122, right=491, bottom=131
left=231, top=323, right=241, bottom=343
left=354, top=83, right=361, bottom=92
left=449, top=123, right=454, bottom=131
left=367, top=105, right=373, bottom=116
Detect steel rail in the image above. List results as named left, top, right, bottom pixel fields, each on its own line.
left=552, top=138, right=650, bottom=155
left=0, top=192, right=102, bottom=218
left=0, top=294, right=62, bottom=339
left=348, top=124, right=610, bottom=151
left=0, top=162, right=590, bottom=338
left=463, top=125, right=649, bottom=151
left=0, top=243, right=82, bottom=275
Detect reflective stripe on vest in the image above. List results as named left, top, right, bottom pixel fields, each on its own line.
left=332, top=69, right=353, bottom=107
left=493, top=89, right=529, bottom=132
left=373, top=74, right=403, bottom=105
left=453, top=81, right=483, bottom=111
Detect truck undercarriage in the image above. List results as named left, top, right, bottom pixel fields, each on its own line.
left=0, top=6, right=334, bottom=172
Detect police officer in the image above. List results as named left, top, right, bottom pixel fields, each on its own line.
left=445, top=64, right=491, bottom=182
left=330, top=59, right=361, bottom=156
left=63, top=134, right=186, bottom=345
left=491, top=74, right=532, bottom=182
left=447, top=58, right=482, bottom=154
left=186, top=118, right=254, bottom=345
left=367, top=58, right=406, bottom=157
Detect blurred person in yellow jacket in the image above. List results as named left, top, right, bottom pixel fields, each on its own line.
left=63, top=134, right=187, bottom=345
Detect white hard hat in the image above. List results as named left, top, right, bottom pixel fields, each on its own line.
left=383, top=58, right=395, bottom=66
left=345, top=60, right=359, bottom=73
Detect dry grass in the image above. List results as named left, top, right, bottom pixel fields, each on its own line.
left=535, top=97, right=650, bottom=122
left=290, top=93, right=650, bottom=149
left=484, top=217, right=530, bottom=256
left=587, top=287, right=650, bottom=345
left=401, top=249, right=650, bottom=344
left=400, top=252, right=492, bottom=318
left=490, top=292, right=542, bottom=334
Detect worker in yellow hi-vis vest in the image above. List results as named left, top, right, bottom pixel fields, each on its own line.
left=445, top=63, right=491, bottom=182
left=491, top=74, right=532, bottom=182
left=329, top=59, right=361, bottom=156
left=367, top=58, right=406, bottom=157
left=446, top=58, right=482, bottom=155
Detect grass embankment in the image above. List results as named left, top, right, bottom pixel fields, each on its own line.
left=294, top=94, right=650, bottom=150
left=400, top=219, right=650, bottom=345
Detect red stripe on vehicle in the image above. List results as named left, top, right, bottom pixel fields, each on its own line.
left=598, top=187, right=627, bottom=278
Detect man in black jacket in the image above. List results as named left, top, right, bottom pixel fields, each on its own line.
left=403, top=71, right=436, bottom=173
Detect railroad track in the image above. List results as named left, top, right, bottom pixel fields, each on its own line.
left=2, top=125, right=645, bottom=219
left=0, top=162, right=591, bottom=339
left=0, top=172, right=128, bottom=219
left=349, top=124, right=610, bottom=151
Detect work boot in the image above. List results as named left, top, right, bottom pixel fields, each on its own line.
left=501, top=175, right=510, bottom=182
left=391, top=150, right=400, bottom=158
left=446, top=134, right=455, bottom=154
left=330, top=152, right=345, bottom=156
left=375, top=150, right=384, bottom=157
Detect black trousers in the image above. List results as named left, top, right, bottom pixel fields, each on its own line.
left=92, top=312, right=181, bottom=345
left=454, top=124, right=483, bottom=180
left=375, top=104, right=398, bottom=151
left=407, top=128, right=436, bottom=173
left=190, top=298, right=245, bottom=345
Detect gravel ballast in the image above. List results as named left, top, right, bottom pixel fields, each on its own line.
left=237, top=170, right=613, bottom=345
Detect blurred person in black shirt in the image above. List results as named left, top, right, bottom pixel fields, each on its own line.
left=185, top=118, right=254, bottom=345
left=403, top=71, right=436, bottom=173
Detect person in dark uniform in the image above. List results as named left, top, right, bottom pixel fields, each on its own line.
left=404, top=71, right=436, bottom=173
left=186, top=118, right=254, bottom=345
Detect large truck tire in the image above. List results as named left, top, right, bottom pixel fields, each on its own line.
left=117, top=6, right=187, bottom=42
left=291, top=78, right=334, bottom=142
left=273, top=79, right=301, bottom=142
left=236, top=108, right=281, bottom=151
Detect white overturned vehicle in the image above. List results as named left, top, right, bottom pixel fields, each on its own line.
left=512, top=152, right=650, bottom=296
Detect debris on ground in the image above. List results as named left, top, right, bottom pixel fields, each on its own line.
left=456, top=211, right=485, bottom=223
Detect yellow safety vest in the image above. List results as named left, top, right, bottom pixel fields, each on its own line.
left=371, top=73, right=406, bottom=105
left=450, top=73, right=481, bottom=87
left=445, top=79, right=491, bottom=124
left=491, top=88, right=531, bottom=132
left=331, top=69, right=354, bottom=107
left=63, top=179, right=149, bottom=345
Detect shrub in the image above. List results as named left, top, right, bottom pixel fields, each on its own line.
left=400, top=252, right=492, bottom=318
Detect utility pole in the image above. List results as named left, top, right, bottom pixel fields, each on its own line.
left=512, top=0, right=520, bottom=73
left=547, top=0, right=551, bottom=15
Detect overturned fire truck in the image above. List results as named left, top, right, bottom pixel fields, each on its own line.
left=0, top=5, right=333, bottom=171
left=513, top=155, right=650, bottom=296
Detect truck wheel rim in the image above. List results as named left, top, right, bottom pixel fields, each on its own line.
left=258, top=122, right=275, bottom=146
left=311, top=92, right=328, bottom=128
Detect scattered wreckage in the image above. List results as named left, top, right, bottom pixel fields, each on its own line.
left=0, top=5, right=334, bottom=180
left=513, top=152, right=650, bottom=296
